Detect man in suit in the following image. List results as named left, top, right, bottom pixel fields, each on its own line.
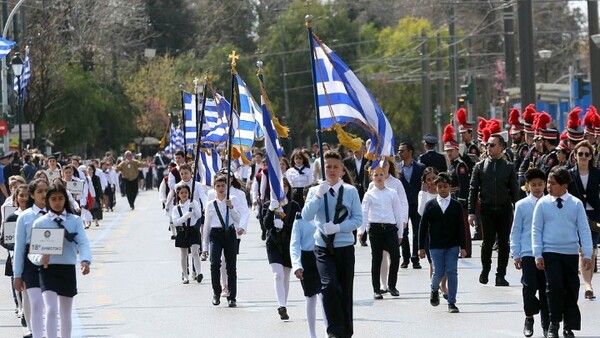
left=419, top=134, right=448, bottom=173
left=398, top=142, right=426, bottom=269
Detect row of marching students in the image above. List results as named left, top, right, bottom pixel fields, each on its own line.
left=2, top=177, right=92, bottom=338
left=158, top=150, right=251, bottom=308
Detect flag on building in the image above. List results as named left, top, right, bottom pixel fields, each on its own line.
left=311, top=33, right=395, bottom=166
left=0, top=38, right=15, bottom=59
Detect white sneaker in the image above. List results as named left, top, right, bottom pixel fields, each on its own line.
left=182, top=276, right=189, bottom=284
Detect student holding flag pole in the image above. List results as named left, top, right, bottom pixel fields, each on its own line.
left=302, top=15, right=363, bottom=338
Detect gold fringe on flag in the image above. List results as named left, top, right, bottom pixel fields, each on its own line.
left=333, top=123, right=362, bottom=151
left=231, top=146, right=252, bottom=165
left=364, top=152, right=375, bottom=160
left=258, top=81, right=289, bottom=138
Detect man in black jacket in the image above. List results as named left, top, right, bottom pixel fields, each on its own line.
left=468, top=133, right=519, bottom=287
left=419, top=134, right=447, bottom=173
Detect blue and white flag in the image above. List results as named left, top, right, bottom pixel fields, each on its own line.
left=259, top=79, right=285, bottom=204
left=182, top=91, right=197, bottom=145
left=14, top=47, right=30, bottom=92
left=198, top=148, right=221, bottom=186
left=164, top=123, right=184, bottom=155
left=201, top=95, right=229, bottom=146
left=233, top=74, right=263, bottom=155
left=0, top=38, right=15, bottom=59
left=311, top=34, right=395, bottom=165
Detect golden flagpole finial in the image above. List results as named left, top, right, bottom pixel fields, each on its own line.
left=228, top=50, right=239, bottom=74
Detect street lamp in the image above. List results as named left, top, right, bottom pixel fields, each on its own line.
left=538, top=49, right=552, bottom=83
left=11, top=52, right=24, bottom=152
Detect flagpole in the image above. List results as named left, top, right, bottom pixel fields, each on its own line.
left=306, top=15, right=334, bottom=253
left=180, top=90, right=187, bottom=153
left=225, top=51, right=240, bottom=229
left=191, top=74, right=209, bottom=200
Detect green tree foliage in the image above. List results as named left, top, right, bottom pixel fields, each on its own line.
left=146, top=0, right=198, bottom=55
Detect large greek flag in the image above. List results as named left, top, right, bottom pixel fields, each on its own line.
left=198, top=148, right=221, bottom=186
left=259, top=79, right=285, bottom=204
left=182, top=91, right=197, bottom=145
left=0, top=38, right=15, bottom=59
left=14, top=47, right=30, bottom=92
left=201, top=95, right=229, bottom=145
left=234, top=74, right=263, bottom=150
left=311, top=34, right=395, bottom=164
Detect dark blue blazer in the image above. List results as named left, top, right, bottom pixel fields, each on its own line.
left=419, top=150, right=448, bottom=173
left=568, top=165, right=600, bottom=222
left=399, top=160, right=426, bottom=205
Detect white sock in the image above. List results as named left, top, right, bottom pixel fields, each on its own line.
left=306, top=295, right=317, bottom=338
left=22, top=290, right=32, bottom=331
left=270, top=263, right=288, bottom=307
left=26, top=288, right=44, bottom=338
left=180, top=248, right=189, bottom=279
left=43, top=291, right=59, bottom=338
left=59, top=296, right=73, bottom=338
left=190, top=244, right=202, bottom=274
left=318, top=293, right=328, bottom=330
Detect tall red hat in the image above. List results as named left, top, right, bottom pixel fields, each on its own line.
left=508, top=108, right=524, bottom=135
left=583, top=105, right=598, bottom=135
left=536, top=112, right=557, bottom=140
left=456, top=108, right=473, bottom=133
left=566, top=107, right=584, bottom=141
left=522, top=104, right=537, bottom=134
left=483, top=119, right=502, bottom=143
left=443, top=124, right=459, bottom=151
left=477, top=116, right=488, bottom=142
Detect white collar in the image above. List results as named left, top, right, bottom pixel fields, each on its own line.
left=529, top=194, right=542, bottom=203
left=551, top=192, right=570, bottom=203
left=47, top=210, right=67, bottom=221
left=329, top=179, right=343, bottom=194
left=436, top=195, right=451, bottom=204
left=32, top=205, right=46, bottom=215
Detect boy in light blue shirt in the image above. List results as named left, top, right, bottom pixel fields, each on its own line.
left=532, top=167, right=593, bottom=338
left=510, top=168, right=548, bottom=337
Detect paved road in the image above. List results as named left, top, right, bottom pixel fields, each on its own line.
left=0, top=190, right=598, bottom=338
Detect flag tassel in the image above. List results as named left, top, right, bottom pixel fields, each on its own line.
left=333, top=123, right=362, bottom=151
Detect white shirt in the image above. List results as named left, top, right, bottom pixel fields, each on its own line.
left=436, top=195, right=452, bottom=213
left=368, top=175, right=409, bottom=225
left=354, top=156, right=363, bottom=176
left=418, top=191, right=438, bottom=216
left=286, top=166, right=314, bottom=188
left=359, top=186, right=404, bottom=238
left=172, top=179, right=208, bottom=209
left=202, top=197, right=241, bottom=252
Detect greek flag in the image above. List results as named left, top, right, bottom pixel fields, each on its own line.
left=182, top=91, right=197, bottom=145
left=0, top=38, right=15, bottom=59
left=311, top=34, right=395, bottom=165
left=201, top=95, right=229, bottom=146
left=198, top=148, right=221, bottom=186
left=259, top=79, right=285, bottom=204
left=233, top=74, right=263, bottom=152
left=164, top=123, right=184, bottom=155
left=14, top=47, right=30, bottom=92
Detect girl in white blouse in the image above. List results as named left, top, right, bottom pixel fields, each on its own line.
left=286, top=150, right=314, bottom=209
left=171, top=185, right=203, bottom=284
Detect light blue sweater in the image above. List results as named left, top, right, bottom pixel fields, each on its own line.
left=301, top=182, right=362, bottom=249
left=30, top=213, right=92, bottom=266
left=510, top=195, right=539, bottom=259
left=290, top=216, right=317, bottom=272
left=13, top=206, right=46, bottom=278
left=532, top=193, right=593, bottom=259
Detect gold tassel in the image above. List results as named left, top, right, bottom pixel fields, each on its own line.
left=333, top=124, right=362, bottom=151
left=364, top=152, right=375, bottom=160
left=272, top=116, right=289, bottom=138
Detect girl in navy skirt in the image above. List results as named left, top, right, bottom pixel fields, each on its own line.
left=32, top=183, right=91, bottom=338
left=13, top=179, right=49, bottom=338
left=264, top=177, right=301, bottom=320
left=171, top=184, right=203, bottom=284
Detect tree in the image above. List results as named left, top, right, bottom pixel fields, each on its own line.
left=145, top=0, right=198, bottom=55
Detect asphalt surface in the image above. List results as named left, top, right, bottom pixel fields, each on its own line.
left=0, top=190, right=598, bottom=338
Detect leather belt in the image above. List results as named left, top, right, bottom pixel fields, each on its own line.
left=369, top=223, right=396, bottom=228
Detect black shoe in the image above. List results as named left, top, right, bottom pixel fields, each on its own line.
left=479, top=271, right=489, bottom=285
left=584, top=289, right=595, bottom=299
left=388, top=287, right=399, bottom=297
left=373, top=292, right=383, bottom=300
left=547, top=322, right=559, bottom=338
left=442, top=293, right=448, bottom=300
left=23, top=331, right=32, bottom=338
left=562, top=329, right=574, bottom=338
left=495, top=276, right=509, bottom=287
left=360, top=241, right=368, bottom=247
left=472, top=233, right=482, bottom=241
left=20, top=314, right=26, bottom=327
left=277, top=306, right=289, bottom=320
left=523, top=317, right=534, bottom=337
left=448, top=304, right=459, bottom=313
left=261, top=232, right=266, bottom=241
left=212, top=295, right=220, bottom=306
left=379, top=289, right=388, bottom=294
left=430, top=290, right=440, bottom=307
left=412, top=262, right=422, bottom=269
left=170, top=235, right=176, bottom=240
left=196, top=273, right=203, bottom=283
left=400, top=260, right=409, bottom=269
left=228, top=299, right=237, bottom=308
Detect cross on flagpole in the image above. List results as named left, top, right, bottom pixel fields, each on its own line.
left=228, top=50, right=239, bottom=73
left=224, top=50, right=240, bottom=231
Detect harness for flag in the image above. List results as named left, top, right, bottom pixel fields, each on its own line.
left=198, top=148, right=221, bottom=186
left=0, top=37, right=15, bottom=59
left=257, top=68, right=286, bottom=204
left=182, top=91, right=198, bottom=145
left=311, top=33, right=395, bottom=167
left=14, top=46, right=30, bottom=93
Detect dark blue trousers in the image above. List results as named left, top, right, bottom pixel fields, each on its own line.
left=543, top=252, right=581, bottom=330
left=315, top=245, right=355, bottom=338
left=520, top=256, right=549, bottom=328
left=209, top=228, right=237, bottom=301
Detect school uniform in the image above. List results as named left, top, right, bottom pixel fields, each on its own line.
left=290, top=214, right=321, bottom=297
left=13, top=206, right=47, bottom=288
left=171, top=200, right=203, bottom=247
left=532, top=193, right=593, bottom=332
left=264, top=201, right=301, bottom=268
left=418, top=196, right=466, bottom=306
left=359, top=186, right=405, bottom=294
left=29, top=212, right=90, bottom=297
left=510, top=194, right=549, bottom=331
left=302, top=180, right=362, bottom=338
left=286, top=166, right=314, bottom=209
left=202, top=196, right=241, bottom=302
